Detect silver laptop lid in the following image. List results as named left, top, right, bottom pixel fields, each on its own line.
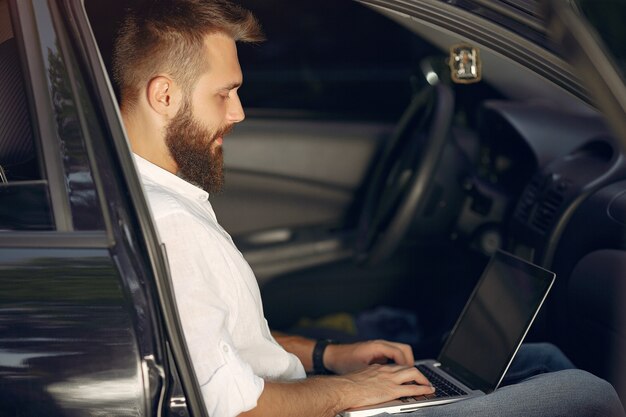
left=436, top=250, right=556, bottom=394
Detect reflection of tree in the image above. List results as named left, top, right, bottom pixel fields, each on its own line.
left=46, top=43, right=102, bottom=229
left=47, top=45, right=80, bottom=167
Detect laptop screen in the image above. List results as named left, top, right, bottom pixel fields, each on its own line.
left=437, top=251, right=555, bottom=393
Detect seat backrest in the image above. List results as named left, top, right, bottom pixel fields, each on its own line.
left=0, top=37, right=37, bottom=182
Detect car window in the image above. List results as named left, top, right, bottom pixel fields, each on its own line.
left=0, top=0, right=107, bottom=232
left=237, top=0, right=436, bottom=121
left=0, top=0, right=53, bottom=230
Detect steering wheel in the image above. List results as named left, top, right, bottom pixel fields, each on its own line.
left=354, top=83, right=454, bottom=265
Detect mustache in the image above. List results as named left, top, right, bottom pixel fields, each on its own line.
left=213, top=124, right=234, bottom=142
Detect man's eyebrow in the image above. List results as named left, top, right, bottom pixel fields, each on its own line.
left=218, top=82, right=242, bottom=91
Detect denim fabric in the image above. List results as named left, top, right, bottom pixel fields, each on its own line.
left=501, top=342, right=576, bottom=386
left=377, top=343, right=626, bottom=417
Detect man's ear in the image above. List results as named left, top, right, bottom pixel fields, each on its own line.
left=146, top=75, right=181, bottom=119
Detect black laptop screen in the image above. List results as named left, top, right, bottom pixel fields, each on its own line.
left=437, top=251, right=555, bottom=393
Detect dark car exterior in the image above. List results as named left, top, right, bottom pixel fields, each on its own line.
left=0, top=0, right=182, bottom=415
left=0, top=0, right=625, bottom=416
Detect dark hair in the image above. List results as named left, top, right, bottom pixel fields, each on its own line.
left=112, top=0, right=264, bottom=110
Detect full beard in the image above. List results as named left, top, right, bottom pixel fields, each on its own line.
left=164, top=101, right=232, bottom=194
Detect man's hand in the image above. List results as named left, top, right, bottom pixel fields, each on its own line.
left=240, top=364, right=434, bottom=417
left=271, top=332, right=416, bottom=375
left=334, top=364, right=434, bottom=410
left=324, top=340, right=415, bottom=374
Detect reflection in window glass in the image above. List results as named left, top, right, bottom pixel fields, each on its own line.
left=32, top=1, right=105, bottom=231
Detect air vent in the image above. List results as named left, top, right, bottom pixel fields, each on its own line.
left=515, top=173, right=543, bottom=222
left=531, top=188, right=565, bottom=234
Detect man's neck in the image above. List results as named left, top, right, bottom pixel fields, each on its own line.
left=122, top=110, right=177, bottom=174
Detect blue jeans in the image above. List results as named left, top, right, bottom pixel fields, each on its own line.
left=378, top=343, right=626, bottom=417
left=501, top=342, right=575, bottom=386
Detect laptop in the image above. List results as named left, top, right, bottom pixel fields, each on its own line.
left=341, top=250, right=556, bottom=417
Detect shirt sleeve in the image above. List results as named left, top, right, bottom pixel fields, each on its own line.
left=155, top=209, right=264, bottom=417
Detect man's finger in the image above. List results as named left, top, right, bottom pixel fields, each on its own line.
left=384, top=341, right=415, bottom=365
left=368, top=342, right=413, bottom=366
left=398, top=381, right=436, bottom=397
left=391, top=365, right=431, bottom=387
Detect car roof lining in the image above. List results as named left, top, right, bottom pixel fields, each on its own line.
left=0, top=0, right=12, bottom=43
left=84, top=0, right=594, bottom=118
left=365, top=2, right=597, bottom=116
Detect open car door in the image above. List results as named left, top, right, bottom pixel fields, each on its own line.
left=545, top=0, right=626, bottom=150
left=545, top=0, right=626, bottom=402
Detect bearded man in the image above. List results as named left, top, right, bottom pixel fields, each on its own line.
left=113, top=1, right=625, bottom=417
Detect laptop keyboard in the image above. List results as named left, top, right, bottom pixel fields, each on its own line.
left=400, top=365, right=468, bottom=403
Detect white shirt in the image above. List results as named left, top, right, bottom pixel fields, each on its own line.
left=134, top=154, right=306, bottom=417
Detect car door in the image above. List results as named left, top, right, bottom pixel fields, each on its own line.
left=0, top=1, right=153, bottom=414
left=543, top=0, right=626, bottom=403
left=0, top=1, right=189, bottom=415
left=210, top=0, right=435, bottom=285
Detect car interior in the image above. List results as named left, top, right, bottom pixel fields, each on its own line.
left=86, top=0, right=626, bottom=405
left=0, top=18, right=53, bottom=230
left=2, top=0, right=624, bottom=408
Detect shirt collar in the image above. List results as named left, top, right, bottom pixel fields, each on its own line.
left=133, top=153, right=209, bottom=202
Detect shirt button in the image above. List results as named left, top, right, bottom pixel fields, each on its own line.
left=222, top=345, right=229, bottom=353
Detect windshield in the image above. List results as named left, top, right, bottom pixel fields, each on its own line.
left=575, top=0, right=626, bottom=81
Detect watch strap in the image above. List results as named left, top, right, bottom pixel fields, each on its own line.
left=312, top=339, right=336, bottom=374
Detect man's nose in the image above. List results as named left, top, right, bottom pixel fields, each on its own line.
left=227, top=92, right=245, bottom=123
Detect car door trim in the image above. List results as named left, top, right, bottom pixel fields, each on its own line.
left=0, top=231, right=108, bottom=248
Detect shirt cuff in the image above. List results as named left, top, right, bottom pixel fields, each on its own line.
left=200, top=339, right=265, bottom=417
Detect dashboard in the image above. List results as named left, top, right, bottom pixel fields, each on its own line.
left=451, top=99, right=625, bottom=263
left=449, top=98, right=626, bottom=391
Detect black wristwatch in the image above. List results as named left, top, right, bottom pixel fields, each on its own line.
left=313, top=339, right=337, bottom=374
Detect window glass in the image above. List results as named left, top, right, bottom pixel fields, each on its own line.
left=0, top=0, right=53, bottom=230
left=237, top=0, right=436, bottom=121
left=32, top=1, right=106, bottom=231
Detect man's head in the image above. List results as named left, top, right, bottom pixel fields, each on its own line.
left=113, top=0, right=263, bottom=193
